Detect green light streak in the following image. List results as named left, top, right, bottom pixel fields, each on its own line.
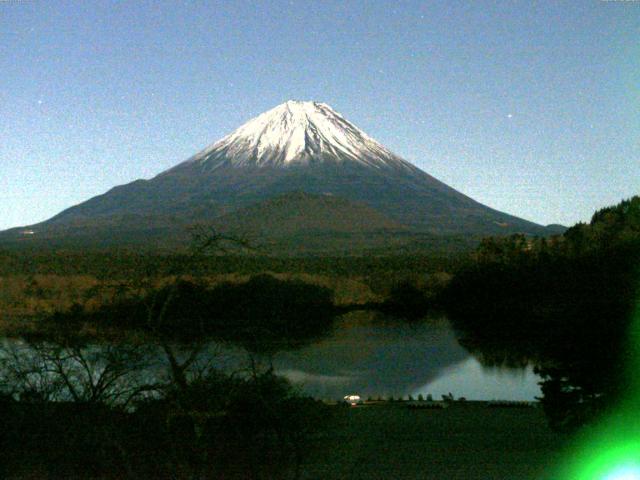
left=603, top=465, right=640, bottom=480
left=556, top=301, right=640, bottom=480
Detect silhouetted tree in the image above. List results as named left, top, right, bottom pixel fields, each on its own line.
left=442, top=196, right=640, bottom=431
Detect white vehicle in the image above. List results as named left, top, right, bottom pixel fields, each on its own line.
left=344, top=394, right=362, bottom=406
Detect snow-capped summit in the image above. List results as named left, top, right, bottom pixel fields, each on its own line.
left=2, top=99, right=554, bottom=250
left=185, top=100, right=414, bottom=171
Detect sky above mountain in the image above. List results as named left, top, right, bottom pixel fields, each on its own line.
left=1, top=0, right=638, bottom=231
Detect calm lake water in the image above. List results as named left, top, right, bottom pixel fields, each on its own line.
left=272, top=313, right=541, bottom=401
left=0, top=313, right=541, bottom=402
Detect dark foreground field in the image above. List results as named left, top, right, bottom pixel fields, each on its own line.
left=301, top=402, right=569, bottom=480
left=0, top=398, right=571, bottom=479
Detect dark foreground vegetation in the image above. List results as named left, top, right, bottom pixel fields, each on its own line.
left=443, top=196, right=640, bottom=431
left=0, top=357, right=328, bottom=479
left=0, top=351, right=564, bottom=480
left=2, top=198, right=638, bottom=476
left=0, top=273, right=339, bottom=478
left=42, top=274, right=337, bottom=351
left=0, top=248, right=454, bottom=478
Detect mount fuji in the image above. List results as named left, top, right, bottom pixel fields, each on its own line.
left=2, top=101, right=559, bottom=252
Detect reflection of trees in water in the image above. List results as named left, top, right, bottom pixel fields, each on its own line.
left=272, top=312, right=470, bottom=398
left=454, top=334, right=536, bottom=370
left=443, top=196, right=640, bottom=431
left=1, top=312, right=478, bottom=402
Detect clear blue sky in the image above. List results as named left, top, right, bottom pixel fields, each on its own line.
left=1, top=0, right=638, bottom=230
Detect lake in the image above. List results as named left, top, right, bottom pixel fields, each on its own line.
left=272, top=312, right=541, bottom=401
left=0, top=312, right=541, bottom=403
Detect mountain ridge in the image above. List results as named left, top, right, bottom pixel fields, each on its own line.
left=0, top=100, right=560, bottom=252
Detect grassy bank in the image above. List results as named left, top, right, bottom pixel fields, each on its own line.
left=302, top=402, right=569, bottom=480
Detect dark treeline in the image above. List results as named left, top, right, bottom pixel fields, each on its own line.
left=442, top=196, right=640, bottom=431
left=0, top=248, right=462, bottom=279
left=0, top=274, right=338, bottom=479
left=44, top=274, right=337, bottom=352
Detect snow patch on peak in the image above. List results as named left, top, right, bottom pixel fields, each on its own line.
left=186, top=101, right=416, bottom=171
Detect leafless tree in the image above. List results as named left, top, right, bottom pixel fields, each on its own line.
left=0, top=339, right=157, bottom=407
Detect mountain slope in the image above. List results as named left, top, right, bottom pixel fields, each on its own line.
left=1, top=100, right=554, bottom=251
left=213, top=191, right=405, bottom=237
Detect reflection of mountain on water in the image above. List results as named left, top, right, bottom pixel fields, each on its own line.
left=272, top=313, right=469, bottom=399
left=415, top=358, right=542, bottom=401
left=0, top=313, right=542, bottom=401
